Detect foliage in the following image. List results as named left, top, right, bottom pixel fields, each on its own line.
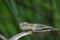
left=0, top=0, right=60, bottom=40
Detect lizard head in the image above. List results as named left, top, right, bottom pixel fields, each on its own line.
left=20, top=22, right=31, bottom=30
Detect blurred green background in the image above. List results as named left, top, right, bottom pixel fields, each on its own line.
left=0, top=0, right=60, bottom=40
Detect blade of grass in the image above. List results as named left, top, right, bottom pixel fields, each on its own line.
left=53, top=0, right=60, bottom=40
left=5, top=0, right=23, bottom=23
left=0, top=23, right=10, bottom=38
left=0, top=0, right=19, bottom=37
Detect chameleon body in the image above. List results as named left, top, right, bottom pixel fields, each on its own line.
left=20, top=22, right=53, bottom=32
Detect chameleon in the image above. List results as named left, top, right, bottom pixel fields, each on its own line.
left=19, top=22, right=57, bottom=32
left=9, top=22, right=60, bottom=40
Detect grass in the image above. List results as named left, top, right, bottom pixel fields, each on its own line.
left=0, top=0, right=60, bottom=40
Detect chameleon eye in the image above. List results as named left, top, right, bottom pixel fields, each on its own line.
left=24, top=24, right=27, bottom=25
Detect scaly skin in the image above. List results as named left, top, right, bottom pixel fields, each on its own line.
left=20, top=22, right=53, bottom=32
